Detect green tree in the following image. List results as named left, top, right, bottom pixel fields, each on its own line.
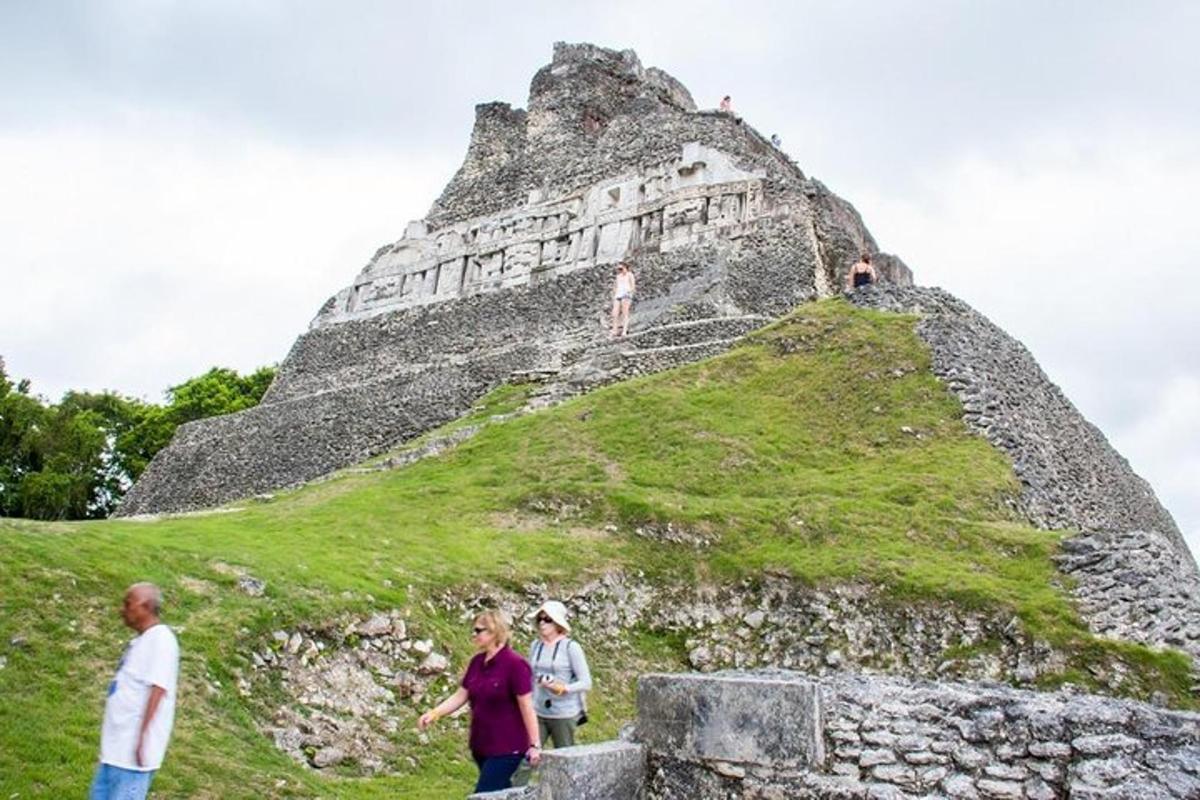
left=164, top=366, right=276, bottom=424
left=0, top=358, right=276, bottom=520
left=0, top=359, right=49, bottom=517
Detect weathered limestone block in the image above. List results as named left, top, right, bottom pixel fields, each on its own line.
left=635, top=671, right=1200, bottom=799
left=534, top=741, right=646, bottom=800
left=636, top=672, right=825, bottom=769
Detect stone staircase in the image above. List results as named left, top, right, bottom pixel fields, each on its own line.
left=519, top=315, right=771, bottom=409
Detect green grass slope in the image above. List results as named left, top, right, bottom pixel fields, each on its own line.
left=0, top=300, right=1191, bottom=799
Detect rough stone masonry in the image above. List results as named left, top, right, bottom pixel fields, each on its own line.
left=118, top=42, right=911, bottom=516
left=471, top=671, right=1200, bottom=799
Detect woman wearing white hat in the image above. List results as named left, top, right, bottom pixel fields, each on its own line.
left=529, top=600, right=592, bottom=748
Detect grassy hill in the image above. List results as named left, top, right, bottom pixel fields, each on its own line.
left=1, top=300, right=1192, bottom=799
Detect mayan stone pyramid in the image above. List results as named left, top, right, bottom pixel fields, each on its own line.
left=119, top=42, right=912, bottom=516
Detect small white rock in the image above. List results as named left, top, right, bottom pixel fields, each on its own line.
left=418, top=652, right=450, bottom=675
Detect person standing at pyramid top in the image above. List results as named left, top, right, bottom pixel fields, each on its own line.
left=610, top=262, right=636, bottom=338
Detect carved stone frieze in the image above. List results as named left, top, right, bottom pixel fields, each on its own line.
left=313, top=143, right=769, bottom=328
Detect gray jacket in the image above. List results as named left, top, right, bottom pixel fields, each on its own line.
left=528, top=637, right=592, bottom=719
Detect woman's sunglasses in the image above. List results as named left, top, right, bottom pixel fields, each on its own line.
left=536, top=615, right=554, bottom=624
left=472, top=626, right=488, bottom=635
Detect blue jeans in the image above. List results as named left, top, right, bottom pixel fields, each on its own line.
left=473, top=753, right=524, bottom=793
left=88, top=763, right=156, bottom=800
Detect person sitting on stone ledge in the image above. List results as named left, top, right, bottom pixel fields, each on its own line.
left=846, top=253, right=878, bottom=290
left=528, top=600, right=592, bottom=750
left=719, top=95, right=732, bottom=113
left=418, top=610, right=541, bottom=794
left=610, top=261, right=636, bottom=339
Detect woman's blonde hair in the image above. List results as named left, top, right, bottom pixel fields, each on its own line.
left=474, top=609, right=511, bottom=647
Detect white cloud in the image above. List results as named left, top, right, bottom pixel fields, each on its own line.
left=1, top=110, right=455, bottom=401
left=1112, top=375, right=1200, bottom=557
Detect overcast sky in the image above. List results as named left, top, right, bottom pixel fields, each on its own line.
left=2, top=1, right=1196, bottom=552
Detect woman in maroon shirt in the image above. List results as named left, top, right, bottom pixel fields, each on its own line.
left=419, top=610, right=542, bottom=792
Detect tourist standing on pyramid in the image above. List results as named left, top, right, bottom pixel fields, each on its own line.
left=90, top=583, right=180, bottom=800
left=611, top=262, right=636, bottom=338
left=419, top=610, right=541, bottom=793
left=528, top=601, right=592, bottom=749
left=846, top=253, right=878, bottom=289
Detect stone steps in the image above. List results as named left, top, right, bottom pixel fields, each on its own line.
left=618, top=314, right=770, bottom=350
left=521, top=315, right=768, bottom=409
left=617, top=338, right=744, bottom=376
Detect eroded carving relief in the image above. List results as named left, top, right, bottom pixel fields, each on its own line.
left=313, top=143, right=771, bottom=328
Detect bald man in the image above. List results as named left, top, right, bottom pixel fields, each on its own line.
left=90, top=583, right=180, bottom=800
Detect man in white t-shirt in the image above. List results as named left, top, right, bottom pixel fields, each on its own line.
left=89, top=583, right=180, bottom=800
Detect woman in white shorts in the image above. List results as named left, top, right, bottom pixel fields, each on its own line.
left=610, top=262, right=635, bottom=338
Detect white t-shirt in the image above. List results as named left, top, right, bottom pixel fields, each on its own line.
left=100, top=624, right=180, bottom=771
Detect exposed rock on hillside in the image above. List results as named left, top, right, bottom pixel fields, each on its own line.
left=253, top=576, right=1171, bottom=776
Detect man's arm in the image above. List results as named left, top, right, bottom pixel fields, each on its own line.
left=135, top=685, right=168, bottom=767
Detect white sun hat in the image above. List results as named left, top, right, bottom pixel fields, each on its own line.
left=534, top=600, right=571, bottom=633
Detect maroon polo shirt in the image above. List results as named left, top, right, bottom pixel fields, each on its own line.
left=461, top=644, right=534, bottom=758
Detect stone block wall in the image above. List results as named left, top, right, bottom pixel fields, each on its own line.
left=638, top=671, right=1200, bottom=799
left=471, top=672, right=1200, bottom=799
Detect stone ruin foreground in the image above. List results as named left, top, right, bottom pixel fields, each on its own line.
left=477, top=670, right=1200, bottom=800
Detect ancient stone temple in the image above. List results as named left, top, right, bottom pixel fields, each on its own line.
left=118, top=42, right=912, bottom=517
